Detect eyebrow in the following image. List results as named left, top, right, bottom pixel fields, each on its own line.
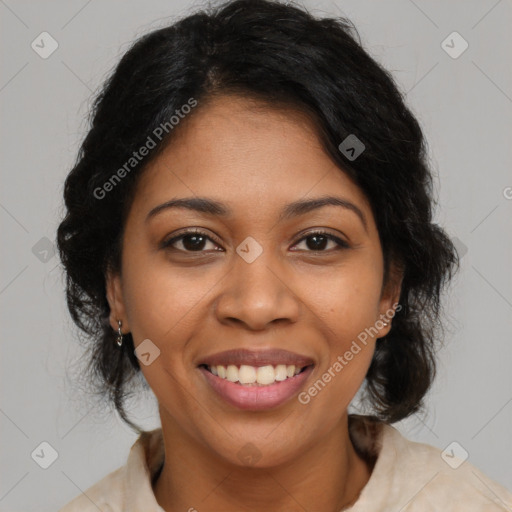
left=146, top=195, right=368, bottom=231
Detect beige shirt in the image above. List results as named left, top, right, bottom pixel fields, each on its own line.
left=59, top=414, right=512, bottom=511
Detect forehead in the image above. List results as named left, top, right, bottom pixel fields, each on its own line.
left=129, top=95, right=373, bottom=224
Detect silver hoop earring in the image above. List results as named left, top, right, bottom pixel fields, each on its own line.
left=116, top=320, right=123, bottom=347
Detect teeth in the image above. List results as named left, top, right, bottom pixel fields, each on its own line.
left=226, top=365, right=238, bottom=383
left=275, top=364, right=288, bottom=381
left=206, top=364, right=306, bottom=386
left=238, top=365, right=256, bottom=384
left=256, top=365, right=275, bottom=385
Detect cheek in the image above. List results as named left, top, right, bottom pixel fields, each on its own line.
left=307, top=254, right=384, bottom=339
left=121, top=246, right=214, bottom=343
left=120, top=249, right=208, bottom=414
left=299, top=254, right=382, bottom=400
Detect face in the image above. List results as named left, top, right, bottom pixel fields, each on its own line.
left=106, top=95, right=401, bottom=467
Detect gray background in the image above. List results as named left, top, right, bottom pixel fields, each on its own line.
left=1, top=0, right=511, bottom=510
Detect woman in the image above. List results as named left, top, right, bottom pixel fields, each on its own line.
left=57, top=0, right=512, bottom=510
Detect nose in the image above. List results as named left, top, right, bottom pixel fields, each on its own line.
left=214, top=249, right=301, bottom=331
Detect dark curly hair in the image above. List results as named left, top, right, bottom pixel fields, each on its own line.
left=57, top=0, right=459, bottom=433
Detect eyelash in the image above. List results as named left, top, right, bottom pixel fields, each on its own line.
left=161, top=228, right=349, bottom=253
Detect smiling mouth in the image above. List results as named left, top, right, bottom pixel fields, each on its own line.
left=198, top=363, right=315, bottom=410
left=198, top=363, right=313, bottom=387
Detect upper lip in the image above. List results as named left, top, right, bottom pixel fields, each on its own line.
left=198, top=348, right=315, bottom=368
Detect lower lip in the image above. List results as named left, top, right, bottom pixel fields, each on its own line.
left=199, top=365, right=314, bottom=411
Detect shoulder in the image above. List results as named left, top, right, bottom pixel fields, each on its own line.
left=347, top=415, right=512, bottom=511
left=58, top=428, right=164, bottom=512
left=58, top=465, right=125, bottom=512
left=379, top=422, right=512, bottom=511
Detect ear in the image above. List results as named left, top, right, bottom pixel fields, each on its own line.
left=376, top=260, right=403, bottom=338
left=105, top=269, right=130, bottom=333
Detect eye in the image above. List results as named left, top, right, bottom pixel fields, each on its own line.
left=161, top=229, right=222, bottom=253
left=291, top=230, right=349, bottom=252
left=161, top=228, right=349, bottom=254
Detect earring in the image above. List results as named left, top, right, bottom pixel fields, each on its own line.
left=116, top=320, right=123, bottom=347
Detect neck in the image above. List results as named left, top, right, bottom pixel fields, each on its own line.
left=153, top=413, right=374, bottom=512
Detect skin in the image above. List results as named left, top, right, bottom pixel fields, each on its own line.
left=106, top=94, right=402, bottom=512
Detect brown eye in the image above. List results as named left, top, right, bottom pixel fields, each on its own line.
left=291, top=231, right=349, bottom=252
left=161, top=229, right=222, bottom=253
